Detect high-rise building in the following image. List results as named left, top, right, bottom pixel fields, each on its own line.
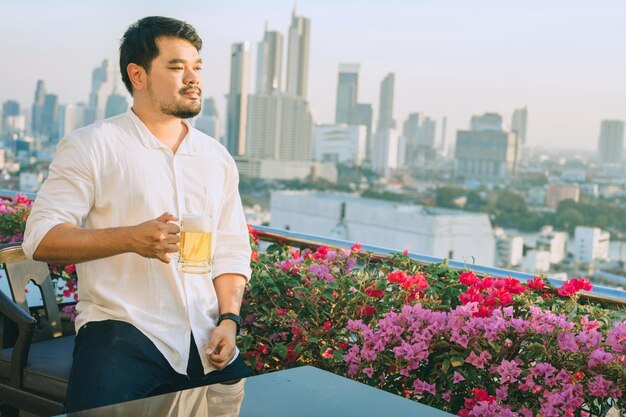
left=314, top=124, right=367, bottom=166
left=59, top=103, right=89, bottom=138
left=455, top=113, right=520, bottom=180
left=246, top=93, right=313, bottom=161
left=352, top=103, right=373, bottom=150
left=226, top=42, right=250, bottom=156
left=89, top=60, right=116, bottom=122
left=597, top=120, right=624, bottom=164
left=194, top=97, right=221, bottom=141
left=470, top=113, right=502, bottom=132
left=511, top=107, right=528, bottom=145
left=403, top=113, right=437, bottom=166
left=42, top=94, right=60, bottom=140
left=285, top=8, right=311, bottom=100
left=256, top=24, right=283, bottom=94
left=31, top=80, right=46, bottom=135
left=335, top=64, right=359, bottom=125
left=1, top=100, right=20, bottom=134
left=104, top=93, right=128, bottom=118
left=371, top=128, right=399, bottom=177
left=439, top=116, right=448, bottom=155
left=377, top=73, right=396, bottom=132
left=455, top=131, right=519, bottom=180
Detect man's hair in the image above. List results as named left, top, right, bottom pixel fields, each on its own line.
left=119, top=16, right=203, bottom=95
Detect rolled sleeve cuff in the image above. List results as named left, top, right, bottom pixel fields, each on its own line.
left=22, top=219, right=65, bottom=260
left=212, top=257, right=252, bottom=283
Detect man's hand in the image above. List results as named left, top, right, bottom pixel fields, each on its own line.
left=128, top=212, right=180, bottom=263
left=205, top=320, right=238, bottom=370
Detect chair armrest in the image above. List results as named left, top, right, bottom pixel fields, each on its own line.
left=0, top=289, right=36, bottom=328
left=0, top=289, right=36, bottom=386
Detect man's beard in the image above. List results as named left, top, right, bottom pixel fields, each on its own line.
left=158, top=85, right=202, bottom=119
left=161, top=102, right=201, bottom=119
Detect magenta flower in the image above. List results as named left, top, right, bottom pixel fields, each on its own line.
left=465, top=350, right=492, bottom=369
left=588, top=375, right=612, bottom=397
left=453, top=371, right=465, bottom=384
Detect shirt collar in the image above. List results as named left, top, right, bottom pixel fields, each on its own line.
left=126, top=109, right=198, bottom=155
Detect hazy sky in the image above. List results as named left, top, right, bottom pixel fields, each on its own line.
left=1, top=0, right=625, bottom=150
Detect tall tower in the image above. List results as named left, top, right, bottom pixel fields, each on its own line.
left=256, top=23, right=283, bottom=94
left=89, top=60, right=116, bottom=121
left=285, top=7, right=311, bottom=99
left=335, top=63, right=359, bottom=125
left=195, top=97, right=222, bottom=141
left=31, top=80, right=46, bottom=135
left=226, top=42, right=251, bottom=156
left=597, top=120, right=625, bottom=164
left=511, top=107, right=528, bottom=145
left=377, top=73, right=396, bottom=132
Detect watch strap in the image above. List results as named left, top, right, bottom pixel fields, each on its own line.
left=217, top=313, right=242, bottom=335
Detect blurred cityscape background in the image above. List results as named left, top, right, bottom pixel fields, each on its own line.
left=1, top=1, right=626, bottom=289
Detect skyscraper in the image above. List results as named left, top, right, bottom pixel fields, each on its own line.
left=403, top=113, right=437, bottom=166
left=194, top=97, right=221, bottom=141
left=371, top=129, right=399, bottom=177
left=42, top=93, right=60, bottom=140
left=1, top=100, right=20, bottom=134
left=285, top=7, right=311, bottom=99
left=439, top=116, right=448, bottom=155
left=226, top=42, right=250, bottom=156
left=470, top=113, right=503, bottom=132
left=377, top=73, right=396, bottom=131
left=89, top=60, right=116, bottom=122
left=597, top=120, right=625, bottom=164
left=256, top=24, right=283, bottom=94
left=246, top=93, right=313, bottom=161
left=511, top=107, right=528, bottom=145
left=455, top=113, right=520, bottom=180
left=59, top=103, right=88, bottom=138
left=335, top=64, right=359, bottom=125
left=104, top=93, right=129, bottom=118
left=31, top=80, right=46, bottom=135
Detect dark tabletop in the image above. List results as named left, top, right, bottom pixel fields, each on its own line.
left=57, top=366, right=456, bottom=417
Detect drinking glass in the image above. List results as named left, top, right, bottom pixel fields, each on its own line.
left=178, top=213, right=213, bottom=274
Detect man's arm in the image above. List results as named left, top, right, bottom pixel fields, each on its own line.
left=204, top=273, right=247, bottom=370
left=33, top=212, right=181, bottom=264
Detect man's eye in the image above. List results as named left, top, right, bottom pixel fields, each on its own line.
left=195, top=67, right=202, bottom=71
left=170, top=67, right=184, bottom=70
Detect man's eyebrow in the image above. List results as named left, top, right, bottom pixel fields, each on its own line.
left=167, top=58, right=203, bottom=65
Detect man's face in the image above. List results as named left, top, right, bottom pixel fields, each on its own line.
left=146, top=36, right=202, bottom=119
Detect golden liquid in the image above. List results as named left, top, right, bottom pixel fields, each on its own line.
left=179, top=231, right=212, bottom=263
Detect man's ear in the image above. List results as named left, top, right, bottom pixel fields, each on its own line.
left=127, top=63, right=147, bottom=93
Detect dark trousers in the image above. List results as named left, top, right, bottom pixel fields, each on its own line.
left=64, top=320, right=250, bottom=412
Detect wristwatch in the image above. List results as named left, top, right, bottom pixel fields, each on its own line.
left=217, top=313, right=242, bottom=335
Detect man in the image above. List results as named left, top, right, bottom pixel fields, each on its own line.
left=23, top=16, right=251, bottom=412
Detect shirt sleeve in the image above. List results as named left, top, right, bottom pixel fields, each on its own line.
left=22, top=136, right=95, bottom=260
left=211, top=156, right=252, bottom=282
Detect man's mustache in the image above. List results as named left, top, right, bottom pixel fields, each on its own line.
left=179, top=86, right=202, bottom=96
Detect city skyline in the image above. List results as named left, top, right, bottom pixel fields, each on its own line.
left=1, top=0, right=626, bottom=150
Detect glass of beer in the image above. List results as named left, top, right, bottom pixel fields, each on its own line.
left=178, top=213, right=213, bottom=274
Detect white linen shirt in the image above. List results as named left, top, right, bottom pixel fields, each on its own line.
left=23, top=109, right=252, bottom=375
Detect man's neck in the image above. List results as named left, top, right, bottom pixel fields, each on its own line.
left=131, top=105, right=188, bottom=153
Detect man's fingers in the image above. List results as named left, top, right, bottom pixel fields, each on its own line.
left=156, top=212, right=176, bottom=223
left=157, top=253, right=172, bottom=263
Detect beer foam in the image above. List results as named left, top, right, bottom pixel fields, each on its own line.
left=182, top=214, right=211, bottom=232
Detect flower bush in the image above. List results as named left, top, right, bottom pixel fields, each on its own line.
left=2, top=202, right=624, bottom=416
left=240, top=239, right=626, bottom=417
